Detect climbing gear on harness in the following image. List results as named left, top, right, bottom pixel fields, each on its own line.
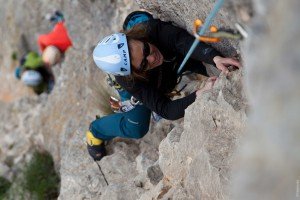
left=167, top=84, right=188, bottom=98
left=123, top=10, right=153, bottom=31
left=42, top=45, right=62, bottom=66
left=107, top=74, right=122, bottom=90
left=86, top=131, right=106, bottom=161
left=120, top=100, right=136, bottom=113
left=107, top=74, right=141, bottom=113
left=109, top=96, right=122, bottom=112
left=130, top=96, right=140, bottom=106
left=193, top=19, right=243, bottom=43
left=177, top=0, right=225, bottom=74
left=93, top=33, right=131, bottom=76
left=21, top=70, right=43, bottom=86
left=109, top=96, right=141, bottom=113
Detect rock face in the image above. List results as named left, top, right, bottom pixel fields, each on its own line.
left=0, top=0, right=248, bottom=199
left=231, top=0, right=300, bottom=199
left=139, top=71, right=247, bottom=200
left=1, top=0, right=298, bottom=199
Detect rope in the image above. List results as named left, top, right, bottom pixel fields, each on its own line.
left=95, top=161, right=109, bottom=186
left=177, top=0, right=225, bottom=74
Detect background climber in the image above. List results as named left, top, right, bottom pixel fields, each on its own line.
left=14, top=11, right=73, bottom=95
left=38, top=11, right=72, bottom=66
left=15, top=51, right=55, bottom=94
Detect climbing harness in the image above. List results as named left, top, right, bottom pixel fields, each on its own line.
left=109, top=95, right=141, bottom=113
left=107, top=74, right=142, bottom=113
left=177, top=0, right=225, bottom=74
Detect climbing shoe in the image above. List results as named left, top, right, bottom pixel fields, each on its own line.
left=86, top=131, right=106, bottom=161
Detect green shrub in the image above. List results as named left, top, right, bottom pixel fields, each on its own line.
left=11, top=51, right=18, bottom=61
left=0, top=177, right=11, bottom=199
left=22, top=151, right=60, bottom=200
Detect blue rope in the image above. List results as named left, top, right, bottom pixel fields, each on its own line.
left=177, top=0, right=225, bottom=74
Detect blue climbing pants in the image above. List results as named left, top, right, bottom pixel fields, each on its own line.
left=89, top=90, right=151, bottom=141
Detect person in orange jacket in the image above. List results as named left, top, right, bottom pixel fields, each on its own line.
left=38, top=11, right=73, bottom=66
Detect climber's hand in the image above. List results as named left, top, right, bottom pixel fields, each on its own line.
left=196, top=76, right=217, bottom=97
left=213, top=56, right=241, bottom=74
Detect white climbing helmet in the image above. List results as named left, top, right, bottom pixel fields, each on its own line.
left=93, top=33, right=131, bottom=76
left=42, top=45, right=62, bottom=66
left=21, top=70, right=43, bottom=86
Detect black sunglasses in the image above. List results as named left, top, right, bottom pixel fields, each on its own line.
left=138, top=42, right=150, bottom=72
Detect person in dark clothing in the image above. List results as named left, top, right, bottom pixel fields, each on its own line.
left=86, top=11, right=241, bottom=161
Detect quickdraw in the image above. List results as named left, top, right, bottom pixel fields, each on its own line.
left=193, top=19, right=245, bottom=43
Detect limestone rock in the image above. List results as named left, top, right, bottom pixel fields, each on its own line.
left=231, top=0, right=300, bottom=199
left=3, top=0, right=297, bottom=199
left=147, top=163, right=163, bottom=185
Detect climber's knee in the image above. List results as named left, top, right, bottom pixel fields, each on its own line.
left=131, top=126, right=149, bottom=139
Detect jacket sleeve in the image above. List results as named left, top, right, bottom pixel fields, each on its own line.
left=147, top=19, right=222, bottom=65
left=134, top=85, right=196, bottom=120
left=115, top=76, right=196, bottom=120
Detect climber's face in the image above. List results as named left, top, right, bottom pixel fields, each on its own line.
left=128, top=39, right=164, bottom=72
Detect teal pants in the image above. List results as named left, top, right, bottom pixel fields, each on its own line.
left=90, top=90, right=151, bottom=141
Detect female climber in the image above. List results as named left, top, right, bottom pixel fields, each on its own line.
left=86, top=11, right=241, bottom=161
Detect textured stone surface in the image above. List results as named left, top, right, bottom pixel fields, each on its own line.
left=0, top=0, right=248, bottom=198
left=0, top=0, right=140, bottom=199
left=147, top=163, right=163, bottom=185
left=231, top=0, right=300, bottom=199
left=140, top=71, right=247, bottom=200
left=3, top=0, right=297, bottom=199
left=0, top=0, right=249, bottom=199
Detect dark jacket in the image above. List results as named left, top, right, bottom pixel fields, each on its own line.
left=116, top=19, right=221, bottom=120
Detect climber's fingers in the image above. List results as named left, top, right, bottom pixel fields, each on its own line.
left=213, top=56, right=241, bottom=74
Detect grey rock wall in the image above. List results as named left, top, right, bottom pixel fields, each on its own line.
left=1, top=0, right=249, bottom=198
left=1, top=0, right=298, bottom=199
left=139, top=71, right=247, bottom=200
left=232, top=0, right=300, bottom=199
